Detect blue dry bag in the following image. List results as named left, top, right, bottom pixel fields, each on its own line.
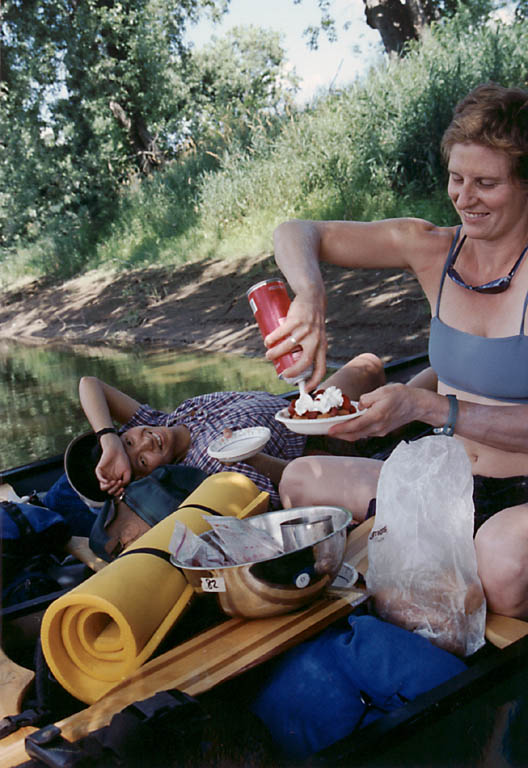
left=1, top=499, right=72, bottom=605
left=251, top=613, right=467, bottom=760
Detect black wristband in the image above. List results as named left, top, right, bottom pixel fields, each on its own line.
left=96, top=427, right=117, bottom=444
left=433, top=394, right=458, bottom=437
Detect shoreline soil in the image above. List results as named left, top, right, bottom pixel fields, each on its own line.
left=0, top=253, right=430, bottom=365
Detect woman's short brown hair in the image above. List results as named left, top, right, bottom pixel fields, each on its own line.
left=441, top=82, right=528, bottom=184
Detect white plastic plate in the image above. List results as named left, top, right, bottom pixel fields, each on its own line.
left=274, top=404, right=364, bottom=435
left=207, top=427, right=271, bottom=462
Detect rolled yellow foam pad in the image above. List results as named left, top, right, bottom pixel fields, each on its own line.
left=41, top=472, right=268, bottom=704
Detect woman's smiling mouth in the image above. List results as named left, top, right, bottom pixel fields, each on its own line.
left=463, top=211, right=488, bottom=219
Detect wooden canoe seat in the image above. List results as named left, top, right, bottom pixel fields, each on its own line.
left=485, top=612, right=528, bottom=648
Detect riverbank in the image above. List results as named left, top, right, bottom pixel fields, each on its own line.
left=0, top=253, right=430, bottom=365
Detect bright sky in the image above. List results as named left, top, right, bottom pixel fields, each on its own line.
left=186, top=0, right=382, bottom=104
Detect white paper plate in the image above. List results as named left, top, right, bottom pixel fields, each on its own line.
left=275, top=404, right=364, bottom=435
left=207, top=427, right=271, bottom=462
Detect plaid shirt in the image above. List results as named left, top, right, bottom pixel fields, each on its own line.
left=122, top=391, right=306, bottom=508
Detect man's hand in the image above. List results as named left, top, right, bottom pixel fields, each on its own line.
left=95, top=435, right=132, bottom=497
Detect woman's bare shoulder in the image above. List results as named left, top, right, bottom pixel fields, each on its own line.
left=392, top=218, right=456, bottom=243
left=392, top=220, right=458, bottom=296
left=392, top=219, right=458, bottom=263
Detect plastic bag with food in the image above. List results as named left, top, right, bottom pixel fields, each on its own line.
left=204, top=515, right=284, bottom=564
left=169, top=521, right=230, bottom=567
left=366, top=434, right=486, bottom=657
left=169, top=516, right=284, bottom=568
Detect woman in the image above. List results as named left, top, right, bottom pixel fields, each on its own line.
left=78, top=353, right=384, bottom=510
left=267, top=83, right=528, bottom=618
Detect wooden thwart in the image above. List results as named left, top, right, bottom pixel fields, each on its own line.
left=0, top=649, right=35, bottom=723
left=0, top=596, right=357, bottom=768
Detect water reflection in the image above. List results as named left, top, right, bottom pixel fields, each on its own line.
left=0, top=340, right=291, bottom=470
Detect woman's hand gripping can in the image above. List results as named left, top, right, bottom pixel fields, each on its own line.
left=247, top=279, right=312, bottom=384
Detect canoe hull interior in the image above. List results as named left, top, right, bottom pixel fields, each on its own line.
left=0, top=454, right=63, bottom=498
left=1, top=352, right=527, bottom=766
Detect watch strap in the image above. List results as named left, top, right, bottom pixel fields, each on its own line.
left=96, top=427, right=118, bottom=444
left=433, top=394, right=458, bottom=437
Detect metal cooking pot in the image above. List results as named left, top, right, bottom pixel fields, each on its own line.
left=172, top=506, right=352, bottom=618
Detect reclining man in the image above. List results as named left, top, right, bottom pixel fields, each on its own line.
left=76, top=355, right=384, bottom=505
left=49, top=354, right=385, bottom=559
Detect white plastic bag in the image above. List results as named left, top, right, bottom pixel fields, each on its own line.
left=366, top=435, right=486, bottom=657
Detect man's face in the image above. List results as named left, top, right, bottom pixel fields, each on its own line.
left=120, top=426, right=178, bottom=478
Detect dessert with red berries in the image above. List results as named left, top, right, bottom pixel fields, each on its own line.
left=287, top=386, right=357, bottom=420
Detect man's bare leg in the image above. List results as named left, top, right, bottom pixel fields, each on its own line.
left=321, top=353, right=385, bottom=400
left=279, top=454, right=382, bottom=520
left=406, top=366, right=438, bottom=391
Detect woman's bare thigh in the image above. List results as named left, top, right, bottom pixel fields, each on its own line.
left=475, top=503, right=528, bottom=617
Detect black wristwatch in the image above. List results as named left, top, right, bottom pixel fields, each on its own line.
left=96, top=426, right=118, bottom=445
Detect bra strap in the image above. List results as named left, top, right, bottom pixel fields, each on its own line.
left=435, top=226, right=463, bottom=317
left=520, top=287, right=528, bottom=336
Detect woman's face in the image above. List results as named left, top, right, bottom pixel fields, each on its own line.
left=120, top=425, right=182, bottom=477
left=447, top=142, right=528, bottom=242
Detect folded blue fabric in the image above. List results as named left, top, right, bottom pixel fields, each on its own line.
left=251, top=614, right=467, bottom=760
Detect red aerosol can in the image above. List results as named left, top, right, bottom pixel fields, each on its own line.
left=247, top=278, right=312, bottom=384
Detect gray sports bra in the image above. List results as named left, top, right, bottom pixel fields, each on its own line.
left=429, top=227, right=528, bottom=403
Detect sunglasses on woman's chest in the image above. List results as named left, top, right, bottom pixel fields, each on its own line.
left=448, top=235, right=528, bottom=294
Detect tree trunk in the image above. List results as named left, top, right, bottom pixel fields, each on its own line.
left=363, top=0, right=434, bottom=55
left=109, top=100, right=165, bottom=174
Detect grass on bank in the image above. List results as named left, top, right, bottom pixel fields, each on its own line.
left=3, top=10, right=528, bottom=288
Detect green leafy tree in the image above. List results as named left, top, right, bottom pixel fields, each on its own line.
left=181, top=26, right=300, bottom=157
left=0, top=1, right=300, bottom=276
left=516, top=0, right=528, bottom=17
left=0, top=0, right=228, bottom=271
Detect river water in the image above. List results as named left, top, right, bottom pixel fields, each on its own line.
left=0, top=339, right=292, bottom=470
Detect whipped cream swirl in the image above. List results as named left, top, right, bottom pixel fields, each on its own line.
left=294, top=386, right=344, bottom=416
